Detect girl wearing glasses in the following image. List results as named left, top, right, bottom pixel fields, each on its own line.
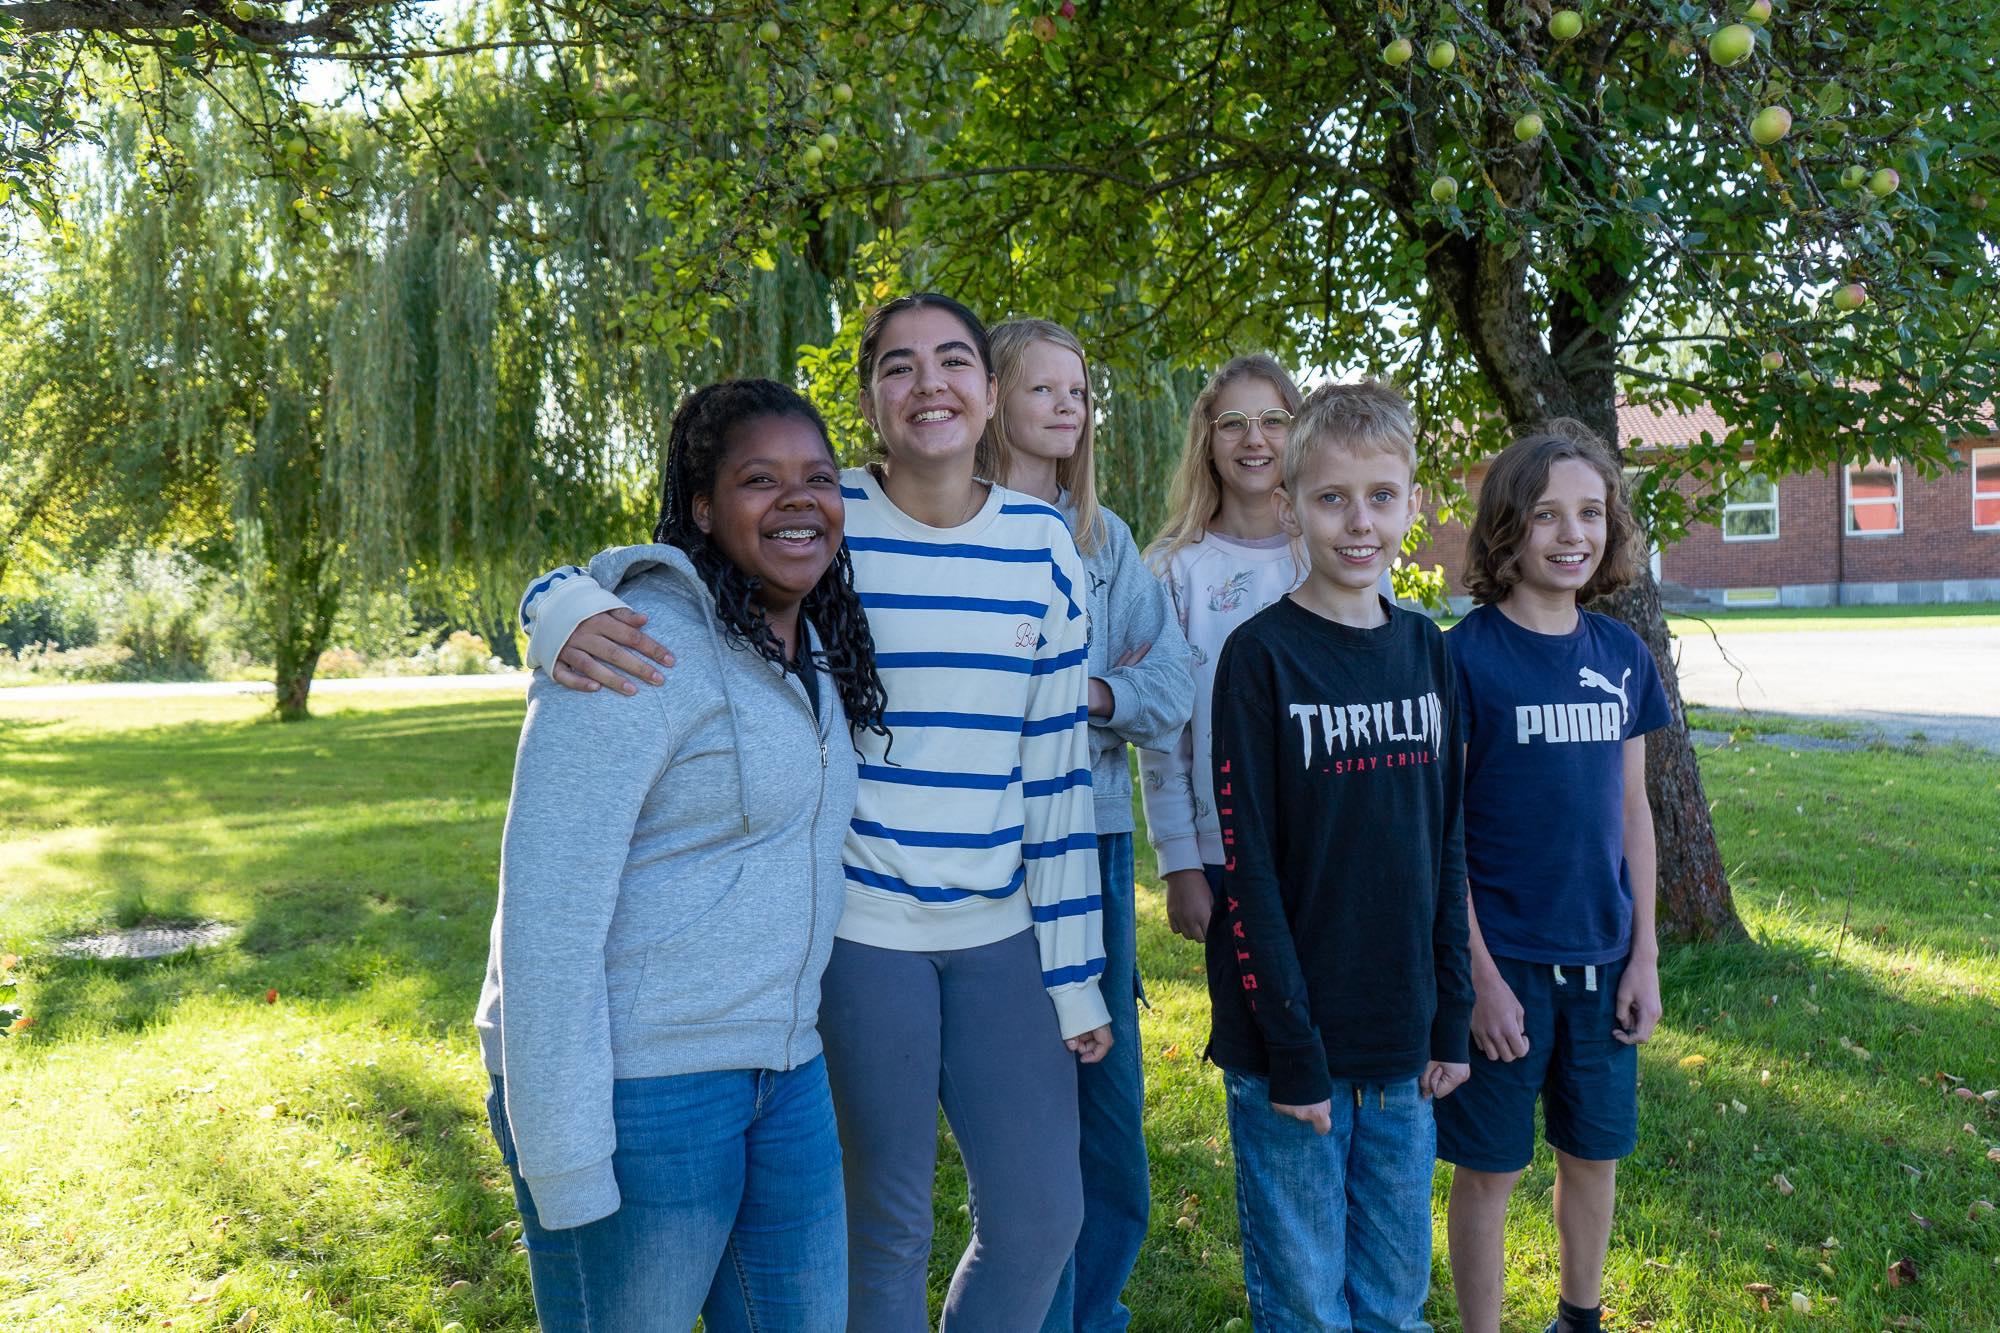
left=1139, top=354, right=1309, bottom=948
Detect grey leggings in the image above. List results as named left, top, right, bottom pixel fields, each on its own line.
left=819, top=928, right=1084, bottom=1332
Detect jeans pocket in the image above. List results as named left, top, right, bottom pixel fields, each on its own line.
left=484, top=1080, right=519, bottom=1168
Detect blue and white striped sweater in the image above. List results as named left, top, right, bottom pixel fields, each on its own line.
left=519, top=466, right=1110, bottom=1038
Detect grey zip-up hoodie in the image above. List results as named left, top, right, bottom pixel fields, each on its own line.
left=475, top=544, right=856, bottom=1231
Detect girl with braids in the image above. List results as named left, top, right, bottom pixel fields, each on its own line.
left=517, top=295, right=1113, bottom=1332
left=477, top=379, right=882, bottom=1332
left=983, top=318, right=1194, bottom=1333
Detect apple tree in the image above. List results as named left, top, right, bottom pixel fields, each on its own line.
left=755, top=0, right=2000, bottom=941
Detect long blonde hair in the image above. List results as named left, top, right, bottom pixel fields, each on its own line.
left=1147, top=353, right=1305, bottom=567
left=983, top=319, right=1105, bottom=556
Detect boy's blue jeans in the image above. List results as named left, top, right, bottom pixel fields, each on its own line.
left=1224, top=1069, right=1436, bottom=1333
left=1042, top=831, right=1149, bottom=1332
left=487, top=1059, right=845, bottom=1333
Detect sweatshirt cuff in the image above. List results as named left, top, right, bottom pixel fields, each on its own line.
left=525, top=579, right=629, bottom=671
left=1429, top=1000, right=1474, bottom=1066
left=1264, top=1039, right=1333, bottom=1108
left=523, top=1158, right=620, bottom=1231
left=1152, top=835, right=1203, bottom=877
left=1051, top=981, right=1112, bottom=1041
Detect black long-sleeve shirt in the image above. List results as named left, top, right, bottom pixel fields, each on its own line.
left=1206, top=596, right=1473, bottom=1106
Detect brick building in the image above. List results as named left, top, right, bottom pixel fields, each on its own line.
left=1410, top=402, right=2000, bottom=610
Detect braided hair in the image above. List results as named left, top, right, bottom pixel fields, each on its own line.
left=654, top=379, right=888, bottom=738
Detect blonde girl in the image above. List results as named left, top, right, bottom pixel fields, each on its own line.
left=985, top=319, right=1193, bottom=1333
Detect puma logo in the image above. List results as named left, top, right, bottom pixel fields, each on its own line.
left=1578, top=666, right=1632, bottom=725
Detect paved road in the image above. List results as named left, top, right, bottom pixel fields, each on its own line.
left=0, top=673, right=529, bottom=703
left=1672, top=625, right=2000, bottom=751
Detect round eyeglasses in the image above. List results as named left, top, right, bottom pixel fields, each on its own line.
left=1211, top=408, right=1294, bottom=441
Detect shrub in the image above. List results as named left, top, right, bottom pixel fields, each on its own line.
left=0, top=642, right=138, bottom=683
left=314, top=647, right=369, bottom=679
left=424, top=630, right=504, bottom=677
left=108, top=552, right=213, bottom=679
left=0, top=588, right=100, bottom=653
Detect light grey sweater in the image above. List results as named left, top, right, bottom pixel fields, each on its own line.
left=1068, top=497, right=1195, bottom=836
left=475, top=545, right=856, bottom=1230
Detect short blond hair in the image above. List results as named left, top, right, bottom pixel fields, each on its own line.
left=1282, top=379, right=1417, bottom=494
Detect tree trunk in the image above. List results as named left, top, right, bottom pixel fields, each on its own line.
left=1594, top=574, right=1746, bottom=941
left=263, top=535, right=340, bottom=723
left=1401, top=142, right=1747, bottom=944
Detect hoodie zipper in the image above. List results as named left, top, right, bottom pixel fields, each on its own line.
left=785, top=652, right=830, bottom=1065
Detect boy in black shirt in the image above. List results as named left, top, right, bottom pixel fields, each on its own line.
left=1208, top=380, right=1472, bottom=1330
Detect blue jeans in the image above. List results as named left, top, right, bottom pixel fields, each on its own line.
left=486, top=1059, right=845, bottom=1333
left=1042, top=831, right=1149, bottom=1332
left=1225, top=1070, right=1436, bottom=1332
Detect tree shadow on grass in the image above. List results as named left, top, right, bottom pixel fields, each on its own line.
left=1, top=696, right=523, bottom=841
left=10, top=697, right=527, bottom=1045
left=1587, top=932, right=2000, bottom=1329
left=81, top=1050, right=537, bottom=1330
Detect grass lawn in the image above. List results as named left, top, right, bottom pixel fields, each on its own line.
left=3, top=691, right=1997, bottom=1331
left=1663, top=602, right=2000, bottom=635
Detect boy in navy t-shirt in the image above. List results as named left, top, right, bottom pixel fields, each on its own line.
left=1436, top=423, right=1671, bottom=1333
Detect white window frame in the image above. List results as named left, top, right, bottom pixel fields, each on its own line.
left=1721, top=472, right=1780, bottom=542
left=1973, top=446, right=2000, bottom=532
left=1844, top=459, right=1904, bottom=536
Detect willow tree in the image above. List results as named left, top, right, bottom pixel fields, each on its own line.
left=4, top=30, right=853, bottom=716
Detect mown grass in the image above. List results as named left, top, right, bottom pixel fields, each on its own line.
left=1664, top=601, right=2000, bottom=635
left=3, top=691, right=1997, bottom=1331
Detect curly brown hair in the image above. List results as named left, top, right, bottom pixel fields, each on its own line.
left=1463, top=419, right=1642, bottom=606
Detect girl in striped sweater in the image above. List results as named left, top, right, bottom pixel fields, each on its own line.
left=518, top=294, right=1110, bottom=1332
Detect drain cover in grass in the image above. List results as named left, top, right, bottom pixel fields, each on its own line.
left=55, top=921, right=239, bottom=960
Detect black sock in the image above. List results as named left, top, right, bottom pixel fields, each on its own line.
left=1556, top=1298, right=1602, bottom=1333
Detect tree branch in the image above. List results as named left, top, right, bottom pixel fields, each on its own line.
left=0, top=0, right=395, bottom=45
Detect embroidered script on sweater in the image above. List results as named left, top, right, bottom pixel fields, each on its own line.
left=1284, top=693, right=1446, bottom=772
left=1514, top=665, right=1631, bottom=744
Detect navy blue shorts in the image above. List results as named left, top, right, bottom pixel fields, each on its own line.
left=1435, top=953, right=1638, bottom=1172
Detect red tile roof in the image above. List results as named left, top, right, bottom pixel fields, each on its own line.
left=1615, top=400, right=1734, bottom=450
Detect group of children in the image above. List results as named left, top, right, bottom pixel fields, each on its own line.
left=486, top=293, right=1670, bottom=1332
